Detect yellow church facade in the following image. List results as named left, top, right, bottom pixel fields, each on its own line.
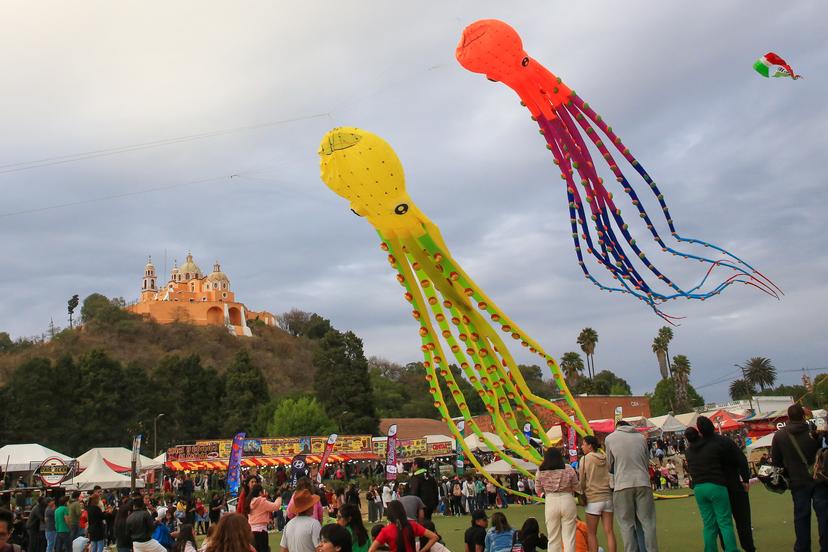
left=127, top=253, right=276, bottom=337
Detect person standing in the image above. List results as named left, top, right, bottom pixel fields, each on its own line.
left=55, top=496, right=72, bottom=552
left=45, top=498, right=57, bottom=552
left=126, top=497, right=166, bottom=552
left=381, top=482, right=393, bottom=515
left=463, top=478, right=476, bottom=515
left=85, top=495, right=106, bottom=552
left=604, top=421, right=658, bottom=552
left=683, top=427, right=739, bottom=552
left=281, top=490, right=322, bottom=552
left=397, top=488, right=425, bottom=524
left=204, top=514, right=254, bottom=552
left=579, top=435, right=617, bottom=552
left=771, top=404, right=828, bottom=552
left=696, top=416, right=755, bottom=552
left=27, top=495, right=46, bottom=552
left=534, top=448, right=579, bottom=552
left=247, top=485, right=282, bottom=552
left=113, top=498, right=131, bottom=552
left=67, top=493, right=83, bottom=541
left=407, top=459, right=439, bottom=521
left=208, top=493, right=223, bottom=528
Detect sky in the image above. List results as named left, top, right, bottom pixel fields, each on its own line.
left=1, top=2, right=825, bottom=403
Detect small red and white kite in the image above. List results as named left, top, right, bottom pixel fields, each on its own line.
left=754, top=52, right=802, bottom=79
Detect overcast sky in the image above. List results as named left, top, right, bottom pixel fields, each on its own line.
left=1, top=2, right=825, bottom=403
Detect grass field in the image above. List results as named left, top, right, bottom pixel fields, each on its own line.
left=258, top=486, right=811, bottom=551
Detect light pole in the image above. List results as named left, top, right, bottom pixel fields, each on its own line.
left=154, top=413, right=165, bottom=457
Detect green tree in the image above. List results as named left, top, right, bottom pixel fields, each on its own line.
left=560, top=352, right=585, bottom=386
left=658, top=327, right=674, bottom=376
left=648, top=378, right=705, bottom=416
left=0, top=331, right=12, bottom=353
left=68, top=294, right=80, bottom=328
left=652, top=336, right=668, bottom=380
left=80, top=293, right=131, bottom=326
left=267, top=396, right=337, bottom=436
left=729, top=379, right=755, bottom=400
left=744, top=357, right=777, bottom=391
left=277, top=309, right=332, bottom=339
left=221, top=350, right=270, bottom=435
left=517, top=364, right=556, bottom=398
left=313, top=330, right=378, bottom=434
left=577, top=328, right=599, bottom=379
left=671, top=355, right=692, bottom=412
left=572, top=370, right=632, bottom=396
left=368, top=358, right=408, bottom=418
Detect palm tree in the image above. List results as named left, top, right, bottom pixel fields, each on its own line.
left=744, top=357, right=777, bottom=391
left=652, top=335, right=668, bottom=379
left=657, top=326, right=674, bottom=377
left=729, top=379, right=755, bottom=400
left=560, top=352, right=585, bottom=385
left=577, top=328, right=599, bottom=379
left=671, top=355, right=691, bottom=411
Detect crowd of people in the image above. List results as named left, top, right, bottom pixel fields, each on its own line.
left=2, top=404, right=826, bottom=552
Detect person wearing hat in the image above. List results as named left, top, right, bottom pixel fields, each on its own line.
left=464, top=511, right=488, bottom=552
left=281, top=490, right=321, bottom=552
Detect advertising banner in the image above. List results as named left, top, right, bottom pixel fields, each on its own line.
left=566, top=419, right=578, bottom=464
left=168, top=442, right=222, bottom=461
left=455, top=420, right=465, bottom=475
left=290, top=454, right=308, bottom=487
left=311, top=435, right=372, bottom=455
left=36, top=457, right=70, bottom=487
left=316, top=434, right=338, bottom=483
left=226, top=432, right=246, bottom=497
left=385, top=425, right=398, bottom=480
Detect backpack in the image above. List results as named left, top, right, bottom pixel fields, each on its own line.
left=814, top=446, right=828, bottom=482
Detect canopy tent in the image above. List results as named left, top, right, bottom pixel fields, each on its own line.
left=478, top=457, right=538, bottom=475
left=649, top=414, right=687, bottom=433
left=76, top=447, right=155, bottom=473
left=464, top=432, right=504, bottom=452
left=589, top=418, right=658, bottom=435
left=423, top=434, right=454, bottom=445
left=64, top=450, right=145, bottom=490
left=0, top=444, right=72, bottom=473
left=545, top=425, right=563, bottom=444
left=589, top=419, right=617, bottom=434
left=674, top=412, right=699, bottom=428
left=707, top=409, right=745, bottom=432
left=747, top=432, right=775, bottom=450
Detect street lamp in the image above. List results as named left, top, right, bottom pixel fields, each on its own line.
left=154, top=413, right=166, bottom=457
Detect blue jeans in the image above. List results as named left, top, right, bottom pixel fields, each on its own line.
left=91, top=540, right=106, bottom=552
left=791, top=481, right=828, bottom=552
left=46, top=530, right=57, bottom=552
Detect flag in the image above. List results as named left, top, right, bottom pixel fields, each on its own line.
left=226, top=432, right=246, bottom=497
left=316, top=434, right=338, bottom=483
left=455, top=420, right=465, bottom=476
left=385, top=424, right=398, bottom=480
left=754, top=52, right=801, bottom=79
left=567, top=417, right=578, bottom=464
left=290, top=454, right=308, bottom=487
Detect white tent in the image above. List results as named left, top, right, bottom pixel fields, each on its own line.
left=478, top=457, right=538, bottom=475
left=464, top=432, right=504, bottom=452
left=144, top=452, right=166, bottom=471
left=0, top=444, right=72, bottom=473
left=423, top=434, right=454, bottom=445
left=674, top=412, right=699, bottom=428
left=76, top=447, right=154, bottom=472
left=64, top=450, right=145, bottom=490
left=545, top=425, right=563, bottom=442
left=747, top=433, right=775, bottom=450
left=649, top=414, right=687, bottom=433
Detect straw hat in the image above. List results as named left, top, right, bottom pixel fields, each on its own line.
left=287, top=489, right=320, bottom=516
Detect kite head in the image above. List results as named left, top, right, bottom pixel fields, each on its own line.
left=456, top=19, right=528, bottom=84
left=319, top=127, right=430, bottom=239
left=456, top=19, right=571, bottom=119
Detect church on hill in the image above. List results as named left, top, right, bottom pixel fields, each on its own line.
left=127, top=252, right=276, bottom=337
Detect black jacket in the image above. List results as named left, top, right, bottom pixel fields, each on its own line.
left=772, top=421, right=820, bottom=490
left=408, top=471, right=439, bottom=510
left=685, top=436, right=735, bottom=486
left=713, top=434, right=750, bottom=492
left=125, top=509, right=154, bottom=542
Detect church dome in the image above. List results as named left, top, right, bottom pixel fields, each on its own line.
left=206, top=261, right=230, bottom=284
left=179, top=252, right=202, bottom=280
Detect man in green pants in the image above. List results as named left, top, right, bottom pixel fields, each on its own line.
left=684, top=426, right=740, bottom=552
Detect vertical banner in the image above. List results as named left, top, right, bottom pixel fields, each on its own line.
left=522, top=422, right=532, bottom=440
left=566, top=417, right=578, bottom=464
left=290, top=453, right=308, bottom=488
left=316, top=434, right=338, bottom=483
left=130, top=434, right=142, bottom=491
left=455, top=420, right=465, bottom=476
left=226, top=432, right=246, bottom=497
left=614, top=406, right=623, bottom=427
left=385, top=424, right=398, bottom=480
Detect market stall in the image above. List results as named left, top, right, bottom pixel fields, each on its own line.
left=0, top=443, right=72, bottom=473
left=64, top=450, right=145, bottom=490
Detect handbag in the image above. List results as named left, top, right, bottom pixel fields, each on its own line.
left=510, top=531, right=524, bottom=552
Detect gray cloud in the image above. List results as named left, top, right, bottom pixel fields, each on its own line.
left=1, top=1, right=826, bottom=402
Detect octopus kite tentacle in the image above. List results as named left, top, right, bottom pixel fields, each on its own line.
left=318, top=127, right=591, bottom=493
left=455, top=20, right=781, bottom=318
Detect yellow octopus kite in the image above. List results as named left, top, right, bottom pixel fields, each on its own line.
left=319, top=128, right=591, bottom=498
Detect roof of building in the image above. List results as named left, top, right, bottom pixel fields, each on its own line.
left=379, top=418, right=452, bottom=440
left=179, top=253, right=202, bottom=276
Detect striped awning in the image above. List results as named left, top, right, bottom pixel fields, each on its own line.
left=165, top=454, right=353, bottom=471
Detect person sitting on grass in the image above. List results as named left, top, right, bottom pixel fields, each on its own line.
left=172, top=524, right=197, bottom=552
left=418, top=521, right=449, bottom=552
left=317, top=524, right=352, bottom=552
left=516, top=518, right=547, bottom=552
left=369, top=525, right=388, bottom=552
left=336, top=504, right=369, bottom=552
left=483, top=512, right=514, bottom=552
left=368, top=501, right=438, bottom=552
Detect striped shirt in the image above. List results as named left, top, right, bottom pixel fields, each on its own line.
left=535, top=466, right=579, bottom=494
